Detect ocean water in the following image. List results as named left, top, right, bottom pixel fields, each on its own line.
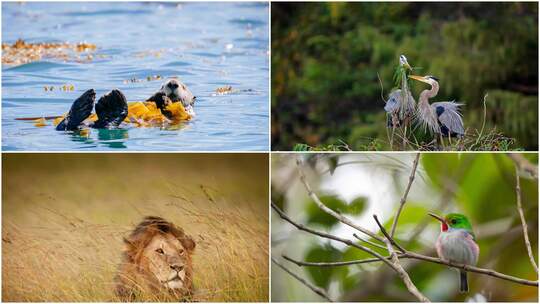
left=2, top=2, right=269, bottom=151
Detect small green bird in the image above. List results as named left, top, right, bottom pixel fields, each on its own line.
left=429, top=212, right=480, bottom=293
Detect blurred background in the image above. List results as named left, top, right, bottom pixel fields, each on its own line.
left=271, top=2, right=538, bottom=151
left=2, top=153, right=268, bottom=302
left=272, top=153, right=538, bottom=301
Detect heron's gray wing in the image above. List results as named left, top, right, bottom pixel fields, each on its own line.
left=432, top=101, right=464, bottom=135
left=384, top=89, right=402, bottom=113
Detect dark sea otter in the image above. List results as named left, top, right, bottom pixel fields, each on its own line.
left=56, top=79, right=196, bottom=131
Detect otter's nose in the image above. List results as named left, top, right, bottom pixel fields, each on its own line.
left=170, top=264, right=184, bottom=272
left=168, top=83, right=179, bottom=89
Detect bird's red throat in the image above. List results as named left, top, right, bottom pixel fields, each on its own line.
left=440, top=222, right=448, bottom=232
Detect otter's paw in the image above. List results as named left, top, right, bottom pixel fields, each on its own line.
left=93, top=89, right=128, bottom=129
left=56, top=89, right=96, bottom=131
left=146, top=92, right=168, bottom=110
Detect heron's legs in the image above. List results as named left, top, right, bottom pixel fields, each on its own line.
left=438, top=133, right=446, bottom=151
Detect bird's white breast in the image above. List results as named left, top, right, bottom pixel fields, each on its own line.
left=436, top=229, right=478, bottom=266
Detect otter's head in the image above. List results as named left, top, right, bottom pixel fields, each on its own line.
left=160, top=79, right=196, bottom=110
left=123, top=217, right=196, bottom=293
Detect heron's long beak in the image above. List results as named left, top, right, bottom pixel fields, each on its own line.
left=409, top=75, right=429, bottom=84
left=428, top=212, right=445, bottom=223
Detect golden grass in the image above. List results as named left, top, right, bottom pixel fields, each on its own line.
left=2, top=154, right=269, bottom=302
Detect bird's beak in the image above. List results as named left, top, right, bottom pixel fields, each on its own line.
left=409, top=75, right=429, bottom=84
left=428, top=212, right=445, bottom=223
left=403, top=62, right=412, bottom=70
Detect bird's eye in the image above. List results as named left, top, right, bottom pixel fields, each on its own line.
left=451, top=219, right=457, bottom=225
left=156, top=248, right=164, bottom=254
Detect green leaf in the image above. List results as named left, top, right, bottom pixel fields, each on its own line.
left=304, top=243, right=342, bottom=289
left=328, top=156, right=339, bottom=175
left=293, top=143, right=310, bottom=151
left=346, top=196, right=367, bottom=215
left=306, top=194, right=367, bottom=227
left=306, top=194, right=347, bottom=227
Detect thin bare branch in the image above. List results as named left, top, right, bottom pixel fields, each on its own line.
left=404, top=251, right=538, bottom=287
left=285, top=250, right=539, bottom=287
left=352, top=233, right=388, bottom=250
left=373, top=215, right=406, bottom=253
left=295, top=158, right=384, bottom=243
left=282, top=254, right=401, bottom=267
left=514, top=164, right=539, bottom=274
left=373, top=215, right=430, bottom=302
left=272, top=257, right=334, bottom=302
left=390, top=153, right=420, bottom=237
left=508, top=153, right=538, bottom=180
left=271, top=202, right=391, bottom=268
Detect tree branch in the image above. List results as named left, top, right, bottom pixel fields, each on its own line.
left=271, top=202, right=392, bottom=268
left=284, top=248, right=539, bottom=287
left=404, top=251, right=538, bottom=287
left=295, top=158, right=384, bottom=243
left=373, top=215, right=430, bottom=302
left=514, top=164, right=539, bottom=274
left=282, top=254, right=401, bottom=267
left=352, top=233, right=389, bottom=250
left=390, top=153, right=420, bottom=237
left=272, top=202, right=432, bottom=301
left=272, top=257, right=334, bottom=302
left=373, top=215, right=406, bottom=253
left=508, top=153, right=538, bottom=180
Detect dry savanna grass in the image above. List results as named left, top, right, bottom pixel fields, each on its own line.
left=2, top=154, right=269, bottom=302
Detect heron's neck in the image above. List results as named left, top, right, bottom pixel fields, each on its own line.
left=420, top=82, right=439, bottom=103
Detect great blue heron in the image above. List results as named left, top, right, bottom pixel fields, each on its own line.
left=384, top=55, right=415, bottom=127
left=408, top=75, right=465, bottom=137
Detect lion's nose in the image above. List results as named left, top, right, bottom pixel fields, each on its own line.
left=170, top=264, right=184, bottom=272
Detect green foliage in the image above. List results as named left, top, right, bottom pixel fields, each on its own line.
left=272, top=2, right=538, bottom=150
left=306, top=194, right=366, bottom=228
left=304, top=243, right=342, bottom=289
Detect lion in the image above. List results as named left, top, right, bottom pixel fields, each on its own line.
left=115, top=216, right=196, bottom=301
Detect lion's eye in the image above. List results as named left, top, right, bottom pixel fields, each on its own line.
left=156, top=248, right=164, bottom=254
left=179, top=248, right=185, bottom=255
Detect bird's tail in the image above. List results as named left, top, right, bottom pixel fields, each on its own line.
left=459, top=270, right=469, bottom=293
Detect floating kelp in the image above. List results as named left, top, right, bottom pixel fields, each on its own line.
left=123, top=75, right=163, bottom=84
left=32, top=101, right=191, bottom=129
left=212, top=86, right=255, bottom=96
left=2, top=39, right=97, bottom=65
left=44, top=85, right=75, bottom=92
left=215, top=85, right=234, bottom=95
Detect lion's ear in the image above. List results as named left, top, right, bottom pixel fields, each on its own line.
left=181, top=235, right=196, bottom=252
left=123, top=237, right=136, bottom=250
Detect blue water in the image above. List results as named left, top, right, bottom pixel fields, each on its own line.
left=2, top=2, right=269, bottom=151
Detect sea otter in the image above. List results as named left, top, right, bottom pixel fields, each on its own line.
left=56, top=79, right=196, bottom=131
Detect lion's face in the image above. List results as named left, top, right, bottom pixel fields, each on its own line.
left=116, top=216, right=196, bottom=300
left=142, top=233, right=192, bottom=291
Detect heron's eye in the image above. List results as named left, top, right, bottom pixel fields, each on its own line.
left=156, top=248, right=165, bottom=254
